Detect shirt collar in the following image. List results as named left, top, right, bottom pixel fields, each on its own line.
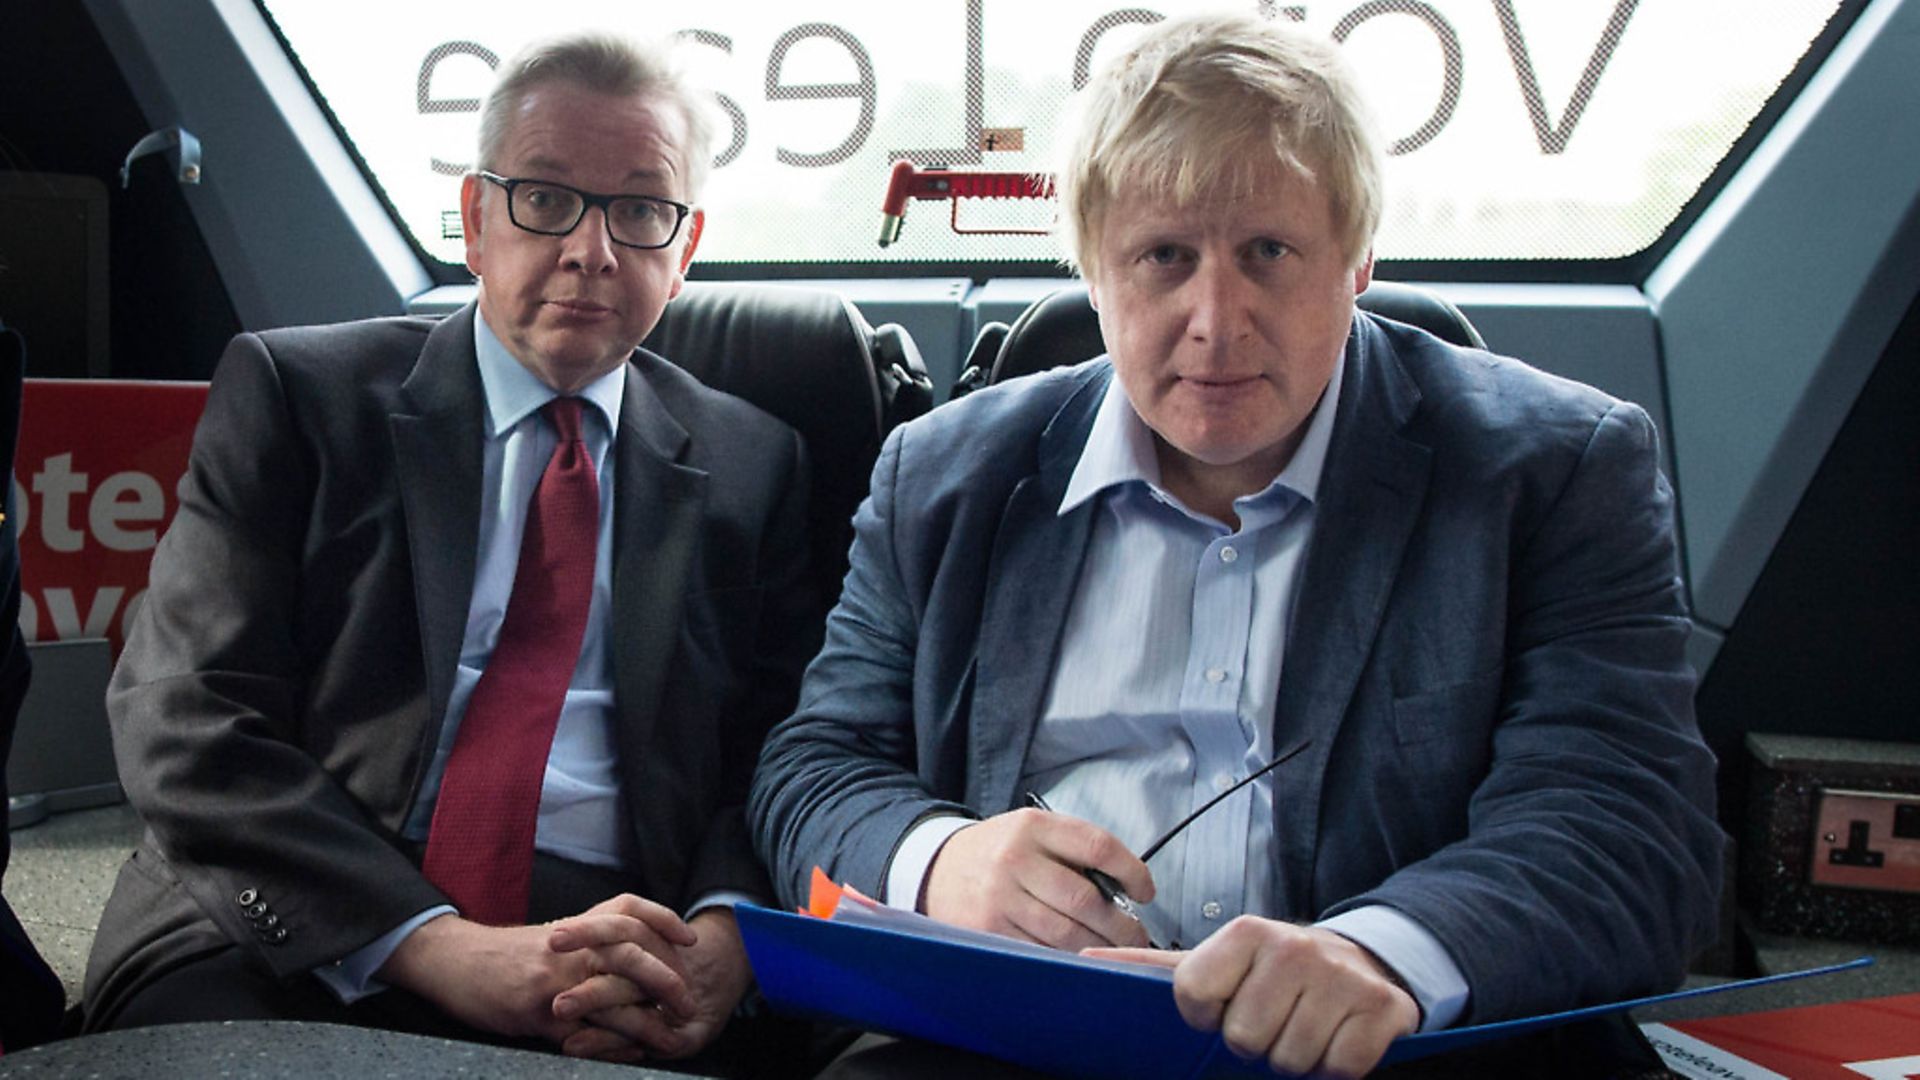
left=473, top=312, right=627, bottom=439
left=1059, top=352, right=1346, bottom=517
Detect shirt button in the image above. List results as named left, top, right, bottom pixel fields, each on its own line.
left=1214, top=774, right=1234, bottom=793
left=1204, top=668, right=1226, bottom=684
left=1219, top=546, right=1238, bottom=563
left=1202, top=901, right=1223, bottom=920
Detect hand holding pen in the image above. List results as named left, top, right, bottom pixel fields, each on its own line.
left=920, top=738, right=1310, bottom=954
left=921, top=796, right=1156, bottom=952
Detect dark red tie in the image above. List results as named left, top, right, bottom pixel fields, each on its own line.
left=423, top=397, right=599, bottom=926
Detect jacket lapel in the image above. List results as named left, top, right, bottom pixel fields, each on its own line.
left=607, top=356, right=705, bottom=796
left=391, top=304, right=487, bottom=779
left=1272, top=316, right=1432, bottom=916
left=968, top=367, right=1111, bottom=813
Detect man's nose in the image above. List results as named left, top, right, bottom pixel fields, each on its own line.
left=560, top=207, right=619, bottom=273
left=1184, top=257, right=1253, bottom=343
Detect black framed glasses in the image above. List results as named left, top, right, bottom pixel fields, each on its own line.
left=478, top=171, right=691, bottom=250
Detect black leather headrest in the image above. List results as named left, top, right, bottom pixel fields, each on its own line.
left=1354, top=281, right=1486, bottom=350
left=642, top=282, right=931, bottom=595
left=984, top=288, right=1107, bottom=389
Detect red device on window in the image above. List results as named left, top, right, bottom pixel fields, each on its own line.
left=877, top=159, right=1055, bottom=247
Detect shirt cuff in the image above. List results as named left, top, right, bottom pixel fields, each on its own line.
left=687, top=890, right=757, bottom=919
left=1318, top=905, right=1470, bottom=1032
left=885, top=815, right=976, bottom=911
left=314, top=906, right=455, bottom=1004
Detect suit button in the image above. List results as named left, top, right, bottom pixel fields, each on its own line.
left=245, top=902, right=269, bottom=919
left=264, top=927, right=289, bottom=945
left=255, top=913, right=279, bottom=930
left=237, top=889, right=259, bottom=906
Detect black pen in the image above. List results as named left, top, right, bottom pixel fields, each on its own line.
left=1023, top=789, right=1144, bottom=924
left=1025, top=790, right=1164, bottom=949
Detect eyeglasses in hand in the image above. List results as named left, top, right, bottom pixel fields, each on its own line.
left=1026, top=736, right=1312, bottom=949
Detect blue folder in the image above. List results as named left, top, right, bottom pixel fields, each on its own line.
left=737, top=903, right=1870, bottom=1080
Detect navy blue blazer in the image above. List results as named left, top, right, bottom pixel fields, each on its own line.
left=751, top=311, right=1723, bottom=1025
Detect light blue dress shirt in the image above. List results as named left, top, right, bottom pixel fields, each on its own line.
left=888, top=360, right=1468, bottom=1031
left=1029, top=365, right=1325, bottom=954
left=320, top=314, right=625, bottom=1000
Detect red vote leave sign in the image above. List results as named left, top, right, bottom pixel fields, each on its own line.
left=1643, top=992, right=1920, bottom=1079
left=13, top=379, right=209, bottom=656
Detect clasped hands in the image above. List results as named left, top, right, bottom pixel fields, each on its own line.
left=925, top=808, right=1419, bottom=1078
left=379, top=894, right=751, bottom=1064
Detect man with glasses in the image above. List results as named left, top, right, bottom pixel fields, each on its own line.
left=85, top=32, right=817, bottom=1070
left=753, top=12, right=1721, bottom=1078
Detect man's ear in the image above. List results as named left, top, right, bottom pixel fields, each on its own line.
left=1352, top=247, right=1375, bottom=296
left=668, top=209, right=704, bottom=300
left=460, top=172, right=487, bottom=277
left=679, top=209, right=704, bottom=272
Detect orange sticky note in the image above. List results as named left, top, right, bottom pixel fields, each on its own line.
left=806, top=866, right=844, bottom=919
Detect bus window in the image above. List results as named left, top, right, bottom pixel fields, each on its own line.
left=257, top=0, right=1849, bottom=279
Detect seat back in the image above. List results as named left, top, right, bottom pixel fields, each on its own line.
left=642, top=282, right=933, bottom=596
left=955, top=280, right=1486, bottom=398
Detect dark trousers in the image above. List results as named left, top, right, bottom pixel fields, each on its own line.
left=1, top=896, right=66, bottom=1050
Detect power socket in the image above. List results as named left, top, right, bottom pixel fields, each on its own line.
left=1810, top=788, right=1920, bottom=893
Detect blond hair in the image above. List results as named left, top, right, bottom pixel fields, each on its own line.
left=1055, top=12, right=1382, bottom=274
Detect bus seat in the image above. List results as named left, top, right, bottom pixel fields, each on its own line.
left=956, top=280, right=1487, bottom=398
left=643, top=282, right=934, bottom=598
left=950, top=320, right=1010, bottom=401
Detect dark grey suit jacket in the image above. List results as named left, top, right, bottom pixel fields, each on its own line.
left=86, top=304, right=817, bottom=1023
left=751, top=311, right=1723, bottom=1025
